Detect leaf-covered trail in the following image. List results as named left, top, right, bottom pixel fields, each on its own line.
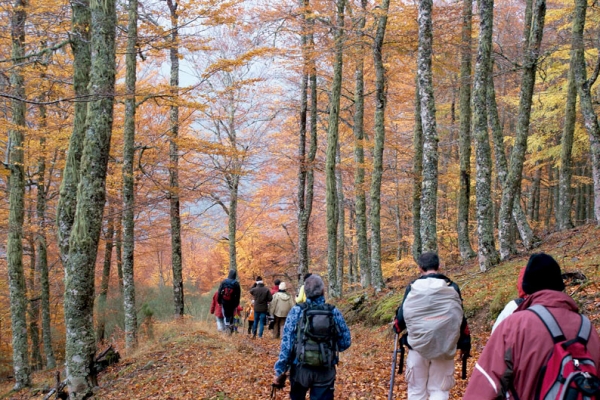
left=94, top=323, right=474, bottom=399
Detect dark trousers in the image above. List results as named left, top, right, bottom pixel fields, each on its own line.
left=247, top=320, right=254, bottom=334
left=221, top=305, right=236, bottom=325
left=273, top=316, right=286, bottom=339
left=289, top=366, right=335, bottom=400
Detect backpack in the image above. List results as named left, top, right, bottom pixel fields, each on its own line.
left=219, top=280, right=236, bottom=304
left=294, top=303, right=338, bottom=368
left=402, top=277, right=463, bottom=360
left=529, top=305, right=600, bottom=400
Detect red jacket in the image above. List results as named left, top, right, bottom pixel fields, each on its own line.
left=464, top=290, right=600, bottom=399
left=210, top=291, right=224, bottom=318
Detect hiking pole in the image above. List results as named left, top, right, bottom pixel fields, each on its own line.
left=399, top=341, right=405, bottom=374
left=388, top=333, right=399, bottom=400
left=461, top=352, right=468, bottom=380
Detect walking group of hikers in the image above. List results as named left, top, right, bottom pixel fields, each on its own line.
left=212, top=252, right=600, bottom=399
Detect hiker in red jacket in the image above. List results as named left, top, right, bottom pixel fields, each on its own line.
left=464, top=253, right=600, bottom=399
left=210, top=291, right=225, bottom=332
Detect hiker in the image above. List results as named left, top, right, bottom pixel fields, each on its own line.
left=271, top=278, right=282, bottom=295
left=245, top=300, right=255, bottom=335
left=273, top=274, right=351, bottom=399
left=269, top=282, right=296, bottom=339
left=217, top=269, right=241, bottom=329
left=491, top=266, right=526, bottom=332
left=393, top=252, right=471, bottom=400
left=464, top=253, right=600, bottom=399
left=250, top=276, right=272, bottom=338
left=210, top=290, right=225, bottom=332
left=296, top=273, right=311, bottom=304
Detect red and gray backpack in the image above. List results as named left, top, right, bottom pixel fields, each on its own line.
left=529, top=305, right=600, bottom=400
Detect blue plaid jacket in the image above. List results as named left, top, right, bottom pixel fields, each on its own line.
left=274, top=296, right=351, bottom=376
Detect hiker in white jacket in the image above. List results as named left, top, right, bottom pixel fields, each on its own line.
left=269, top=282, right=295, bottom=339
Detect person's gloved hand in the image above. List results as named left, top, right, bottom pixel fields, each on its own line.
left=459, top=342, right=471, bottom=358
left=393, top=318, right=402, bottom=334
left=272, top=373, right=287, bottom=389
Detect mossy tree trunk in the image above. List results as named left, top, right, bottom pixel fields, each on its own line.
left=336, top=143, right=345, bottom=295
left=7, top=0, right=31, bottom=389
left=27, top=234, right=42, bottom=371
left=96, top=206, right=114, bottom=344
left=370, top=0, right=390, bottom=291
left=63, top=0, right=117, bottom=396
left=412, top=81, right=423, bottom=262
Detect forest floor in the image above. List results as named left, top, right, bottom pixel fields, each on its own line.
left=2, top=224, right=600, bottom=399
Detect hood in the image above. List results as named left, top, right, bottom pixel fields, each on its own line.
left=517, top=289, right=578, bottom=313
left=277, top=291, right=291, bottom=300
left=227, top=269, right=237, bottom=280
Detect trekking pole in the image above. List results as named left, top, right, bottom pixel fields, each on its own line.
left=461, top=352, right=468, bottom=380
left=399, top=341, right=405, bottom=374
left=388, top=333, right=399, bottom=400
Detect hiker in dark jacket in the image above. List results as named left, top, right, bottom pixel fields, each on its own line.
left=464, top=253, right=600, bottom=399
left=249, top=276, right=272, bottom=338
left=393, top=252, right=470, bottom=400
left=217, top=269, right=241, bottom=327
left=273, top=274, right=351, bottom=399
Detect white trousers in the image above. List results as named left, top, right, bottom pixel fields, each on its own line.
left=215, top=316, right=225, bottom=332
left=405, top=350, right=456, bottom=400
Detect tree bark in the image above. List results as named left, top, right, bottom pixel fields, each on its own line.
left=115, top=216, right=123, bottom=295
left=27, top=235, right=42, bottom=371
left=122, top=0, right=138, bottom=349
left=417, top=0, right=439, bottom=253
left=412, top=81, right=423, bottom=261
left=7, top=0, right=31, bottom=388
left=167, top=0, right=184, bottom=316
left=336, top=144, right=345, bottom=295
left=472, top=0, right=500, bottom=271
left=325, top=0, right=345, bottom=298
left=498, top=0, right=546, bottom=258
left=96, top=207, right=115, bottom=344
left=370, top=0, right=390, bottom=291
left=557, top=62, right=576, bottom=231
left=57, top=0, right=91, bottom=264
left=353, top=0, right=370, bottom=288
left=457, top=0, right=476, bottom=260
left=571, top=0, right=600, bottom=224
left=63, top=0, right=117, bottom=396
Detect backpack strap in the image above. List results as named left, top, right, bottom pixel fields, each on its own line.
left=528, top=305, right=566, bottom=343
left=575, top=314, right=592, bottom=345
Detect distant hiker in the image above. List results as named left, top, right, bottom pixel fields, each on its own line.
left=250, top=276, right=272, bottom=338
left=210, top=290, right=225, bottom=332
left=491, top=266, right=526, bottom=333
left=464, top=253, right=600, bottom=400
left=273, top=274, right=352, bottom=399
left=270, top=282, right=296, bottom=339
left=218, top=269, right=241, bottom=328
left=271, top=278, right=282, bottom=295
left=296, top=273, right=312, bottom=304
left=246, top=300, right=255, bottom=335
left=233, top=304, right=243, bottom=333
left=393, top=252, right=471, bottom=400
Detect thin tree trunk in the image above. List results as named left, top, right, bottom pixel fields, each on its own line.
left=122, top=0, right=138, bottom=349
left=353, top=0, right=370, bottom=288
left=115, top=216, right=123, bottom=295
left=27, top=235, right=42, bottom=371
left=457, top=0, right=476, bottom=260
left=167, top=0, right=184, bottom=316
left=412, top=81, right=423, bottom=261
left=325, top=0, right=345, bottom=298
left=96, top=207, right=115, bottom=344
left=545, top=164, right=554, bottom=229
left=57, top=0, right=91, bottom=264
left=418, top=0, right=439, bottom=253
left=348, top=206, right=355, bottom=284
left=7, top=0, right=30, bottom=388
left=571, top=0, right=600, bottom=224
left=370, top=0, right=390, bottom=291
left=558, top=64, right=577, bottom=230
left=532, top=163, right=542, bottom=222
left=472, top=0, right=500, bottom=271
left=498, top=0, right=546, bottom=259
left=336, top=143, right=345, bottom=295
left=64, top=0, right=117, bottom=396
left=36, top=102, right=55, bottom=369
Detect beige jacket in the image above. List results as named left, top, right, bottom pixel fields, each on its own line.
left=269, top=291, right=295, bottom=317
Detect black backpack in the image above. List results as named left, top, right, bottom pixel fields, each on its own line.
left=294, top=303, right=338, bottom=368
left=219, top=280, right=237, bottom=304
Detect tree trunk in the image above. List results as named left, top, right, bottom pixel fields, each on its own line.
left=57, top=0, right=91, bottom=264
left=370, top=0, right=390, bottom=291
left=36, top=103, right=55, bottom=369
left=353, top=0, right=370, bottom=288
left=557, top=64, right=577, bottom=230
left=115, top=216, right=123, bottom=295
left=336, top=143, right=345, bottom=295
left=418, top=0, right=439, bottom=253
left=27, top=235, right=42, bottom=371
left=167, top=0, right=184, bottom=316
left=348, top=206, right=356, bottom=284
left=545, top=164, right=554, bottom=229
left=122, top=0, right=138, bottom=350
left=63, top=0, right=117, bottom=396
left=412, top=81, right=423, bottom=261
left=472, top=0, right=500, bottom=271
left=571, top=0, right=600, bottom=224
left=498, top=0, right=546, bottom=259
left=227, top=173, right=239, bottom=271
left=325, top=0, right=345, bottom=299
left=96, top=207, right=115, bottom=344
left=7, top=0, right=31, bottom=388
left=457, top=0, right=476, bottom=260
